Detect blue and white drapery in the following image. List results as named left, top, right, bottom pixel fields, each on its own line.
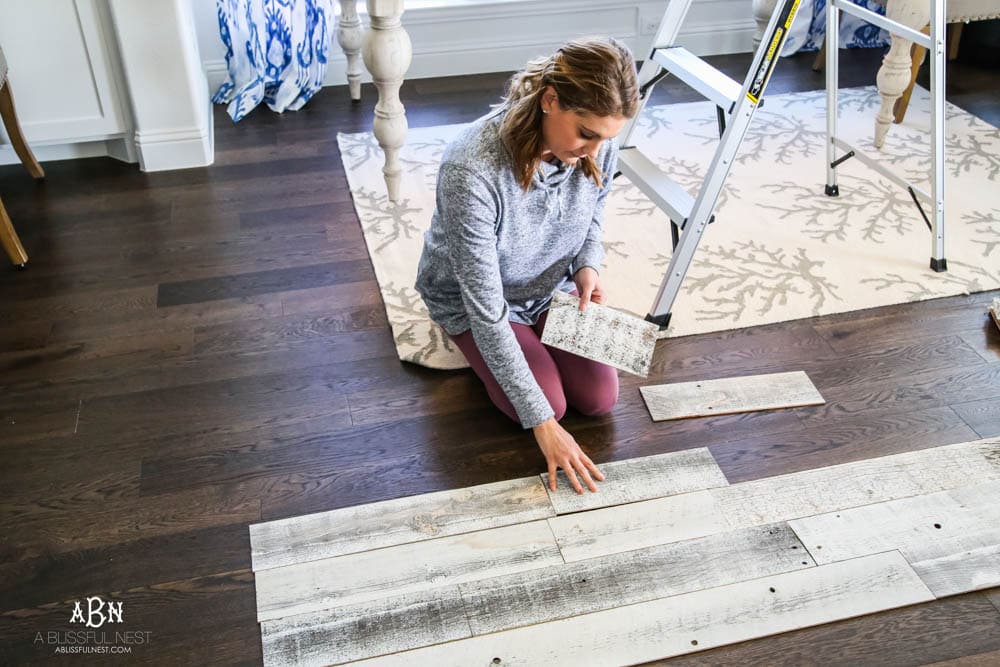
left=212, top=0, right=334, bottom=122
left=782, top=0, right=890, bottom=55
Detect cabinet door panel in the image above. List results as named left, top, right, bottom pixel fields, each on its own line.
left=0, top=0, right=127, bottom=143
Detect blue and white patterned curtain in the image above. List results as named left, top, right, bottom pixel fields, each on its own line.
left=782, top=0, right=890, bottom=55
left=212, top=0, right=334, bottom=122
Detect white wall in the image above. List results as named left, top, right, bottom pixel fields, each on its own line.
left=195, top=0, right=756, bottom=94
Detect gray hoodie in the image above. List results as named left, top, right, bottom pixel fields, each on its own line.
left=415, top=108, right=618, bottom=428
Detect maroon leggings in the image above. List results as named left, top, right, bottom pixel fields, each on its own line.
left=450, top=308, right=619, bottom=426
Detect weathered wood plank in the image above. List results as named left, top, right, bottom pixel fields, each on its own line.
left=541, top=447, right=728, bottom=514
left=459, top=522, right=813, bottom=636
left=249, top=476, right=554, bottom=571
left=789, top=480, right=1000, bottom=568
left=261, top=587, right=471, bottom=667
left=540, top=290, right=658, bottom=377
left=713, top=438, right=1000, bottom=528
left=254, top=520, right=562, bottom=622
left=913, top=545, right=1000, bottom=598
left=353, top=551, right=933, bottom=666
left=547, top=490, right=728, bottom=562
left=639, top=371, right=825, bottom=421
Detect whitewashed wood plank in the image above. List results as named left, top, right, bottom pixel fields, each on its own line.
left=911, top=544, right=1000, bottom=598
left=353, top=551, right=933, bottom=666
left=255, top=520, right=562, bottom=622
left=715, top=438, right=1000, bottom=529
left=261, top=587, right=471, bottom=667
left=548, top=489, right=729, bottom=562
left=541, top=447, right=728, bottom=514
left=639, top=371, right=825, bottom=421
left=789, top=480, right=1000, bottom=566
left=459, top=522, right=814, bottom=635
left=540, top=290, right=658, bottom=377
left=249, top=476, right=554, bottom=571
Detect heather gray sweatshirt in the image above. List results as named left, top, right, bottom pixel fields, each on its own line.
left=415, top=108, right=617, bottom=428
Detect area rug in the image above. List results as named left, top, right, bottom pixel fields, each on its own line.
left=337, top=86, right=1000, bottom=370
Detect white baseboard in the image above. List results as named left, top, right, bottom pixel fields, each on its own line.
left=203, top=0, right=755, bottom=94
left=134, top=122, right=214, bottom=172
left=0, top=138, right=133, bottom=167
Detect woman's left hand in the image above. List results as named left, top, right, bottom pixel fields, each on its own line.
left=573, top=267, right=605, bottom=311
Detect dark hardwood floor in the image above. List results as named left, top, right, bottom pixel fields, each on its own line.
left=1, top=48, right=998, bottom=665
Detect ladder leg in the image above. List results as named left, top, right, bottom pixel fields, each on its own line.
left=825, top=2, right=839, bottom=196
left=929, top=0, right=946, bottom=271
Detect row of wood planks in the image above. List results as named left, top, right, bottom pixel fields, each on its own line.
left=249, top=437, right=1000, bottom=666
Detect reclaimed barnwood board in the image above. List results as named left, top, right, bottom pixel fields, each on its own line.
left=541, top=447, right=728, bottom=514
left=351, top=552, right=933, bottom=666
left=249, top=476, right=554, bottom=571
left=714, top=438, right=1000, bottom=528
left=639, top=371, right=825, bottom=421
left=459, top=522, right=813, bottom=636
left=254, top=520, right=562, bottom=622
left=912, top=544, right=1000, bottom=598
left=789, top=480, right=1000, bottom=566
left=261, top=587, right=471, bottom=667
left=547, top=489, right=728, bottom=562
left=540, top=290, right=658, bottom=377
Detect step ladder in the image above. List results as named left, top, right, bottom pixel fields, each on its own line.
left=824, top=0, right=947, bottom=272
left=617, top=0, right=803, bottom=328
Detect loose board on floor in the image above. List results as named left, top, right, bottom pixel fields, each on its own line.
left=639, top=370, right=825, bottom=421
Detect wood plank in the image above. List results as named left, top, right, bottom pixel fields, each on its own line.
left=547, top=490, right=729, bottom=562
left=254, top=520, right=562, bottom=622
left=713, top=438, right=1000, bottom=528
left=250, top=476, right=554, bottom=571
left=639, top=371, right=824, bottom=421
left=988, top=587, right=1000, bottom=614
left=789, top=480, right=1000, bottom=567
left=652, top=592, right=1000, bottom=667
left=261, top=587, right=471, bottom=667
left=912, top=545, right=1000, bottom=598
left=540, top=290, right=658, bottom=377
left=953, top=397, right=1000, bottom=438
left=459, top=522, right=814, bottom=636
left=353, top=551, right=933, bottom=666
left=541, top=447, right=728, bottom=514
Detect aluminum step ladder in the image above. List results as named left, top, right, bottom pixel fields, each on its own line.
left=824, top=0, right=947, bottom=272
left=618, top=0, right=803, bottom=328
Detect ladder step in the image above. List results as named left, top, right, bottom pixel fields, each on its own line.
left=617, top=147, right=694, bottom=224
left=652, top=47, right=742, bottom=112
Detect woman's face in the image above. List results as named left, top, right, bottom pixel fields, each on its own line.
left=540, top=87, right=628, bottom=166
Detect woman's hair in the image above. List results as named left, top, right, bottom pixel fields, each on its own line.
left=499, top=36, right=639, bottom=190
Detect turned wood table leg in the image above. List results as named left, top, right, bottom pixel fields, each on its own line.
left=875, top=0, right=929, bottom=148
left=363, top=0, right=411, bottom=203
left=336, top=0, right=364, bottom=101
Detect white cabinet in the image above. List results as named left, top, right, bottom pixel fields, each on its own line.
left=0, top=0, right=132, bottom=156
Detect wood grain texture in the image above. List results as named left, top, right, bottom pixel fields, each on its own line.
left=540, top=290, right=658, bottom=377
left=541, top=447, right=728, bottom=514
left=649, top=592, right=1000, bottom=667
left=713, top=438, right=1000, bottom=528
left=547, top=490, right=729, bottom=562
left=254, top=520, right=562, bottom=621
left=912, top=545, right=1000, bottom=598
left=640, top=371, right=825, bottom=421
left=261, top=587, right=471, bottom=666
left=789, top=480, right=1000, bottom=567
left=353, top=551, right=933, bottom=666
left=459, top=522, right=813, bottom=635
left=250, top=476, right=554, bottom=571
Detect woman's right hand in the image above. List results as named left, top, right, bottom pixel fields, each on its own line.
left=532, top=418, right=605, bottom=494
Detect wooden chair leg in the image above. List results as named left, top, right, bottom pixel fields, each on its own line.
left=812, top=37, right=826, bottom=72
left=0, top=79, right=45, bottom=180
left=893, top=24, right=930, bottom=125
left=948, top=22, right=964, bottom=60
left=0, top=195, right=28, bottom=268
